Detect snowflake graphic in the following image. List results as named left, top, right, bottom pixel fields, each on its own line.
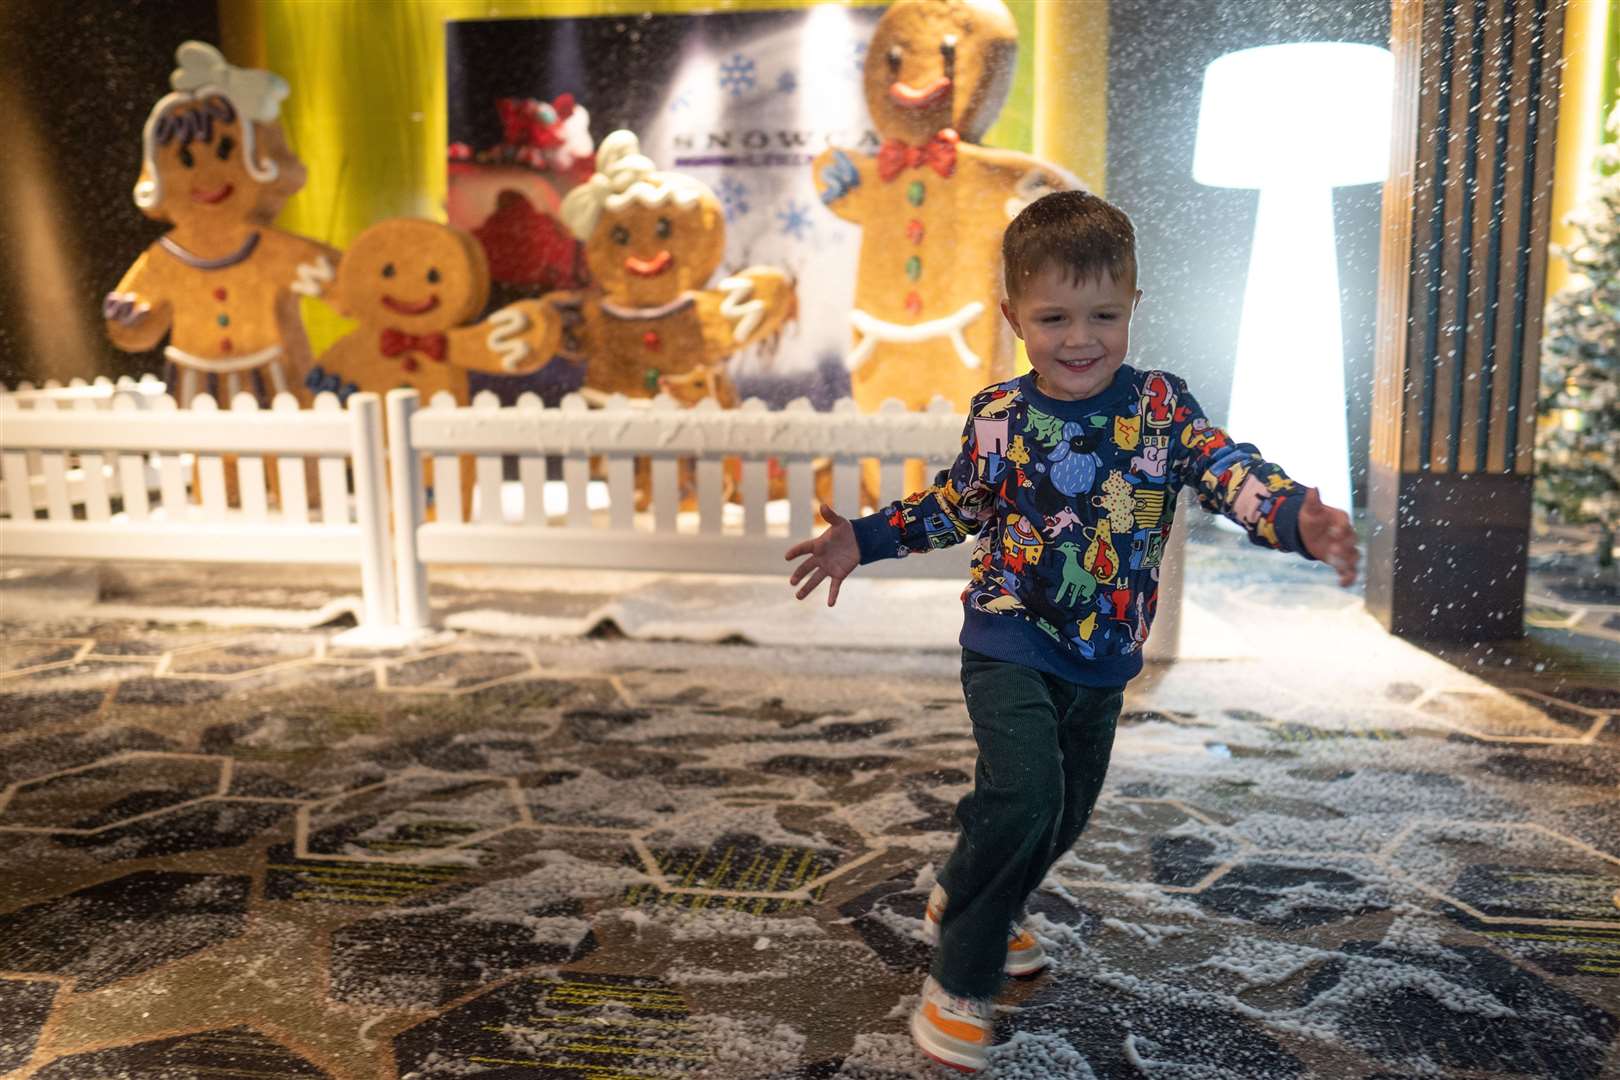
left=719, top=53, right=757, bottom=97
left=718, top=178, right=751, bottom=222
left=776, top=200, right=812, bottom=240
left=669, top=90, right=692, bottom=114
left=777, top=70, right=798, bottom=94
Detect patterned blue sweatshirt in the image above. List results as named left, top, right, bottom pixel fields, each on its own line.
left=850, top=366, right=1314, bottom=687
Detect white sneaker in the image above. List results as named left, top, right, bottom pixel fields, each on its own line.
left=922, top=883, right=1050, bottom=977
left=910, top=975, right=994, bottom=1072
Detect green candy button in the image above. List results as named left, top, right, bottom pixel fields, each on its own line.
left=216, top=314, right=229, bottom=327
left=907, top=180, right=925, bottom=207
left=906, top=256, right=922, bottom=281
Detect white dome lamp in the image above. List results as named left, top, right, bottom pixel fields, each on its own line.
left=1192, top=42, right=1393, bottom=517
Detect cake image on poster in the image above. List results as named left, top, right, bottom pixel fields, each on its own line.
left=447, top=93, right=595, bottom=297
left=814, top=0, right=1076, bottom=424
left=104, top=41, right=340, bottom=407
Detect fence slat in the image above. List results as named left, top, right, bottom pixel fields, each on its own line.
left=696, top=458, right=724, bottom=534
left=157, top=399, right=189, bottom=518
left=519, top=455, right=547, bottom=526
left=0, top=398, right=31, bottom=521
left=833, top=461, right=860, bottom=518
left=111, top=397, right=151, bottom=521
left=607, top=457, right=634, bottom=530
left=786, top=457, right=813, bottom=539
left=73, top=398, right=112, bottom=522
left=273, top=395, right=308, bottom=523
left=35, top=398, right=72, bottom=522
left=233, top=394, right=269, bottom=521
left=651, top=457, right=678, bottom=533
left=742, top=459, right=768, bottom=536
left=313, top=394, right=348, bottom=526
left=190, top=396, right=229, bottom=523
left=475, top=454, right=503, bottom=524
left=563, top=456, right=591, bottom=530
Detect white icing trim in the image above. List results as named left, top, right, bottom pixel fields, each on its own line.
left=485, top=306, right=532, bottom=371
left=846, top=302, right=986, bottom=373
left=164, top=343, right=283, bottom=373
left=291, top=254, right=335, bottom=297
left=716, top=276, right=765, bottom=343
left=559, top=129, right=712, bottom=241
left=599, top=293, right=696, bottom=322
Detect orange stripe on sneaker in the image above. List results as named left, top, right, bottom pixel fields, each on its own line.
left=924, top=1002, right=989, bottom=1044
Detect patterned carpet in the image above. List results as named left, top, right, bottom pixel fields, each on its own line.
left=1, top=534, right=1617, bottom=1079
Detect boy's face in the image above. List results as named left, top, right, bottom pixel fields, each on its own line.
left=1001, top=264, right=1141, bottom=401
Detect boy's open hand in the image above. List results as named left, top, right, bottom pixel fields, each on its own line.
left=786, top=504, right=860, bottom=606
left=1297, top=487, right=1359, bottom=587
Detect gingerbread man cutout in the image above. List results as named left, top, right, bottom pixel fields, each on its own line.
left=104, top=42, right=339, bottom=407
left=312, top=218, right=560, bottom=518
left=556, top=130, right=796, bottom=402
left=815, top=0, right=1075, bottom=419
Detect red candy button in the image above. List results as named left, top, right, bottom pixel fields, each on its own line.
left=213, top=287, right=227, bottom=301
left=643, top=331, right=661, bottom=352
left=220, top=337, right=233, bottom=353
left=906, top=219, right=925, bottom=244
left=904, top=291, right=923, bottom=316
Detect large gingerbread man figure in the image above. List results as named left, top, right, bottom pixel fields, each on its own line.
left=815, top=0, right=1075, bottom=418
left=104, top=42, right=339, bottom=407
left=309, top=218, right=562, bottom=517
left=556, top=130, right=796, bottom=402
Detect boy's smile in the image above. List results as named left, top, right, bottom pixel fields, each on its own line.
left=1001, top=265, right=1141, bottom=401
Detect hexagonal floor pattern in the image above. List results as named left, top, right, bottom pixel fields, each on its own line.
left=0, top=537, right=1616, bottom=1079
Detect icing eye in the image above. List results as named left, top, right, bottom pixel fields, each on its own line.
left=216, top=135, right=235, bottom=161
left=178, top=145, right=195, bottom=168
left=611, top=225, right=630, bottom=245
left=887, top=45, right=902, bottom=72
left=655, top=217, right=672, bottom=239
left=941, top=35, right=958, bottom=61
left=382, top=263, right=396, bottom=278
left=426, top=267, right=441, bottom=284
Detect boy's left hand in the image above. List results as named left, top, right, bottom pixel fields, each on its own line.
left=1297, top=487, right=1359, bottom=587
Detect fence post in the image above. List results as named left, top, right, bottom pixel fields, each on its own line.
left=348, top=393, right=398, bottom=633
left=387, top=388, right=431, bottom=630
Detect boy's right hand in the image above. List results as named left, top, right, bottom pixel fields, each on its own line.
left=786, top=504, right=860, bottom=606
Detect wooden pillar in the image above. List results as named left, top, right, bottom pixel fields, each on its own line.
left=1367, top=0, right=1566, bottom=640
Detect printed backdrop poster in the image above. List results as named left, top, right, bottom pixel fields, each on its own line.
left=446, top=7, right=885, bottom=406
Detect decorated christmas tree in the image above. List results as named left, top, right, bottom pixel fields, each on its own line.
left=1536, top=93, right=1619, bottom=570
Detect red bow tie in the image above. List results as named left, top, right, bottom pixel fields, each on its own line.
left=877, top=129, right=959, bottom=182
left=380, top=327, right=447, bottom=362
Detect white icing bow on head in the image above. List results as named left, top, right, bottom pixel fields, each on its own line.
left=558, top=130, right=711, bottom=243
left=135, top=41, right=286, bottom=210
left=171, top=41, right=289, bottom=124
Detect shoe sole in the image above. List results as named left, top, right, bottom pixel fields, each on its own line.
left=910, top=1008, right=987, bottom=1073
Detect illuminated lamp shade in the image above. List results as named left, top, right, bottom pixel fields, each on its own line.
left=1192, top=42, right=1393, bottom=516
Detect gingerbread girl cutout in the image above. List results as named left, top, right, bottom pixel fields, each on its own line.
left=815, top=0, right=1075, bottom=418
left=556, top=130, right=796, bottom=403
left=104, top=42, right=339, bottom=406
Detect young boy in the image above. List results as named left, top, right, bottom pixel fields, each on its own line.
left=785, top=190, right=1359, bottom=1072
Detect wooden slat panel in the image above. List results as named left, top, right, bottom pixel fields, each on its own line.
left=1513, top=0, right=1563, bottom=474
left=1453, top=0, right=1494, bottom=474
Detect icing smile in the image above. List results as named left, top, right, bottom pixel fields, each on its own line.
left=888, top=77, right=952, bottom=109
left=191, top=182, right=235, bottom=204
left=382, top=294, right=441, bottom=315
left=624, top=250, right=673, bottom=277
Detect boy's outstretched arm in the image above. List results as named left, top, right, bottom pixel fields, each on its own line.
left=786, top=504, right=861, bottom=607
left=1296, top=487, right=1359, bottom=587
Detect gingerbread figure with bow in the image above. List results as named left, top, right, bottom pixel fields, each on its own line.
left=310, top=217, right=560, bottom=514
left=814, top=0, right=1075, bottom=431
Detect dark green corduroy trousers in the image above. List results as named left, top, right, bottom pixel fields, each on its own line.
left=932, top=649, right=1123, bottom=998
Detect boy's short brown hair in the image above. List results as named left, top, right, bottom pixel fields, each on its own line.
left=1002, top=190, right=1137, bottom=302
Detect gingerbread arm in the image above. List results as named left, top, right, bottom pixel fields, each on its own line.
left=812, top=145, right=875, bottom=225
left=103, top=249, right=173, bottom=353
left=963, top=145, right=1079, bottom=219
left=696, top=268, right=796, bottom=363
left=446, top=298, right=563, bottom=375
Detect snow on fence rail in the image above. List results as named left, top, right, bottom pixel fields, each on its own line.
left=0, top=386, right=398, bottom=639
left=387, top=388, right=969, bottom=629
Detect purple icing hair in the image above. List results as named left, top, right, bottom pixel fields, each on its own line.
left=153, top=95, right=237, bottom=147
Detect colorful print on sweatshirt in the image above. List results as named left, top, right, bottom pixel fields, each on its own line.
left=849, top=366, right=1311, bottom=686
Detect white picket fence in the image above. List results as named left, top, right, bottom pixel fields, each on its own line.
left=0, top=380, right=398, bottom=640
left=0, top=379, right=967, bottom=641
